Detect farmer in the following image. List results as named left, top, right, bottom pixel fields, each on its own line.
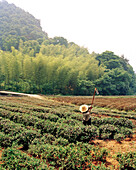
left=79, top=104, right=93, bottom=126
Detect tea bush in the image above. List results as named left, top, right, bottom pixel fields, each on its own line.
left=99, top=124, right=119, bottom=139
left=28, top=142, right=108, bottom=169
left=91, top=117, right=134, bottom=129
left=17, top=130, right=41, bottom=149
left=120, top=127, right=134, bottom=137
left=52, top=137, right=69, bottom=146
left=0, top=132, right=13, bottom=147
left=114, top=134, right=125, bottom=143
left=116, top=151, right=136, bottom=169
left=0, top=148, right=50, bottom=169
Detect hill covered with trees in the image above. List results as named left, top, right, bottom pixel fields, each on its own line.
left=0, top=0, right=48, bottom=51
left=0, top=0, right=136, bottom=95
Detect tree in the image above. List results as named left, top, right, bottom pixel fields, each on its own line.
left=95, top=68, right=131, bottom=95
left=77, top=80, right=95, bottom=95
left=2, top=35, right=19, bottom=51
left=19, top=40, right=40, bottom=56
left=33, top=55, right=47, bottom=91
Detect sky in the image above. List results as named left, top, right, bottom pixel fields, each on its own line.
left=6, top=0, right=136, bottom=71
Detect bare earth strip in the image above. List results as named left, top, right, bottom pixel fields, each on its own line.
left=0, top=91, right=44, bottom=99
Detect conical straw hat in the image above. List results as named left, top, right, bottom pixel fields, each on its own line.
left=79, top=105, right=88, bottom=113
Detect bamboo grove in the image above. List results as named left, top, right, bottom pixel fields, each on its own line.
left=0, top=44, right=104, bottom=95
left=0, top=43, right=136, bottom=95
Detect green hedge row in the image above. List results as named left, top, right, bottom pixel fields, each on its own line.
left=0, top=117, right=41, bottom=149
left=0, top=107, right=134, bottom=144
left=1, top=104, right=133, bottom=129
left=0, top=148, right=52, bottom=170
left=0, top=102, right=73, bottom=119
left=0, top=110, right=134, bottom=144
left=91, top=117, right=134, bottom=129
left=28, top=142, right=108, bottom=169
left=0, top=146, right=110, bottom=170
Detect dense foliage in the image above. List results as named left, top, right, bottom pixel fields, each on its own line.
left=95, top=51, right=136, bottom=95
left=0, top=1, right=136, bottom=95
left=0, top=0, right=47, bottom=51
left=0, top=46, right=136, bottom=95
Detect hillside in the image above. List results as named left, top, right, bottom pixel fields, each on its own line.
left=0, top=1, right=136, bottom=96
left=0, top=0, right=48, bottom=51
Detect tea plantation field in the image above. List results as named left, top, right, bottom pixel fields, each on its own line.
left=0, top=95, right=136, bottom=169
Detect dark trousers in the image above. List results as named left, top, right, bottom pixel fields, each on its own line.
left=83, top=118, right=91, bottom=126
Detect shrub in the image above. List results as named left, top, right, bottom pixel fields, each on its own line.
left=91, top=117, right=134, bottom=129
left=42, top=120, right=57, bottom=135
left=53, top=137, right=69, bottom=146
left=114, top=134, right=125, bottom=143
left=120, top=127, right=133, bottom=137
left=80, top=125, right=99, bottom=142
left=17, top=130, right=41, bottom=149
left=69, top=113, right=82, bottom=121
left=99, top=124, right=119, bottom=139
left=57, top=118, right=82, bottom=126
left=28, top=142, right=108, bottom=169
left=91, top=163, right=111, bottom=170
left=56, top=124, right=82, bottom=143
left=116, top=151, right=136, bottom=169
left=1, top=148, right=49, bottom=169
left=43, top=133, right=56, bottom=143
left=0, top=132, right=13, bottom=147
left=113, top=118, right=134, bottom=129
left=101, top=133, right=112, bottom=140
left=0, top=118, right=25, bottom=136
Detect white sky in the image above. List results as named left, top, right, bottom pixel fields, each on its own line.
left=6, top=0, right=136, bottom=71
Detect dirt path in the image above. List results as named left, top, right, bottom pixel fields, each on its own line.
left=0, top=91, right=44, bottom=100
